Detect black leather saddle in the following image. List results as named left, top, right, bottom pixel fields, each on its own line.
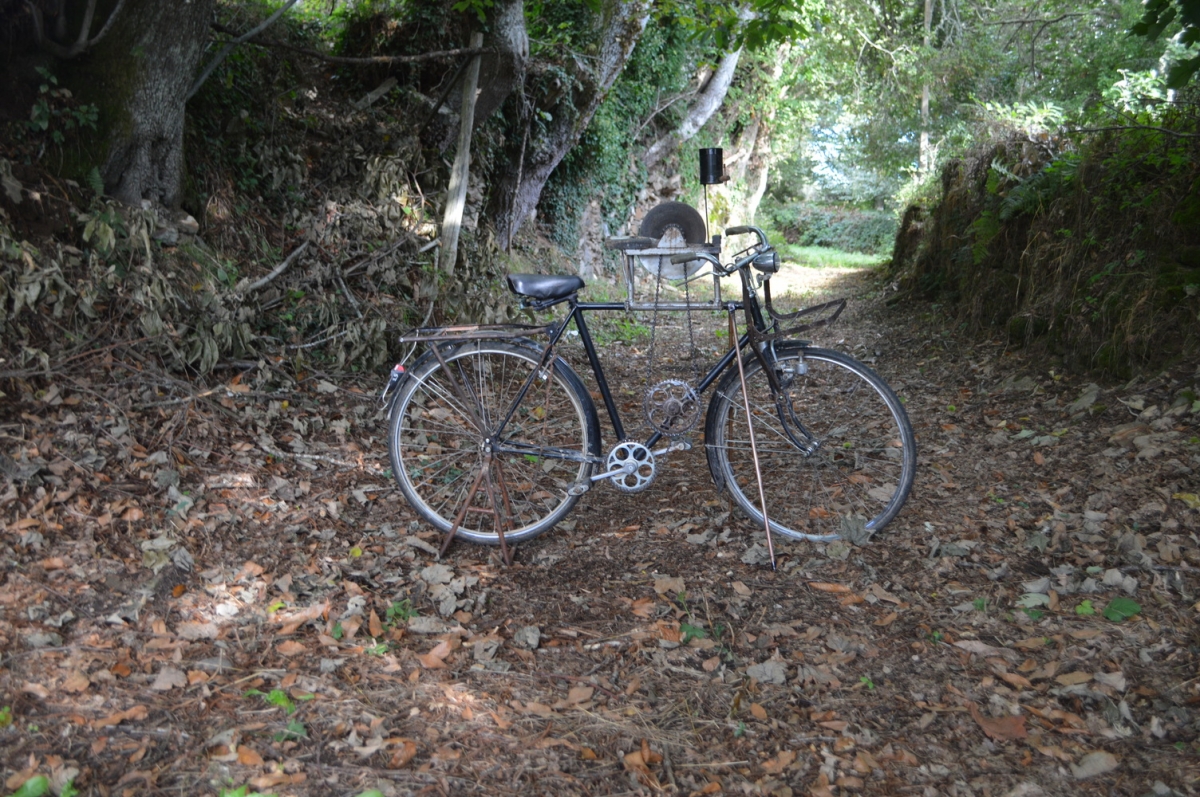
left=506, top=274, right=585, bottom=301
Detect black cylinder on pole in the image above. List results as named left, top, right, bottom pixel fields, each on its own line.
left=699, top=148, right=724, bottom=185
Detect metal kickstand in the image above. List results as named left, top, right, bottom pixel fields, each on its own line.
left=437, top=453, right=515, bottom=566
left=426, top=343, right=516, bottom=566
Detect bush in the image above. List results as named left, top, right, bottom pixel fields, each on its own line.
left=763, top=203, right=897, bottom=255
left=891, top=103, right=1200, bottom=377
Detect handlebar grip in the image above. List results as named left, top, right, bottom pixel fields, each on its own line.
left=669, top=252, right=698, bottom=264
left=725, top=226, right=753, bottom=235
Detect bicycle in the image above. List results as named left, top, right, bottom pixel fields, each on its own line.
left=381, top=225, right=916, bottom=563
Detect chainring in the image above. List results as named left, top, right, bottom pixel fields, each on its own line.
left=643, top=379, right=700, bottom=437
left=606, top=441, right=656, bottom=493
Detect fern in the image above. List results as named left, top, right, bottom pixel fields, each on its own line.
left=86, top=167, right=104, bottom=197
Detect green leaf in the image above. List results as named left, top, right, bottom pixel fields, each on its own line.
left=86, top=167, right=104, bottom=196
left=0, top=706, right=11, bottom=728
left=275, top=719, right=307, bottom=741
left=1075, top=600, right=1095, bottom=616
left=1102, top=597, right=1141, bottom=622
left=1173, top=492, right=1200, bottom=510
left=1016, top=592, right=1050, bottom=608
left=8, top=776, right=50, bottom=797
left=265, top=689, right=295, bottom=714
left=680, top=623, right=707, bottom=643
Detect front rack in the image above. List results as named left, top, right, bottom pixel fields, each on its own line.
left=604, top=236, right=724, bottom=311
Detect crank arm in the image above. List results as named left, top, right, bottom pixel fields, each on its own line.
left=567, top=462, right=636, bottom=496
left=651, top=439, right=691, bottom=457
left=589, top=461, right=638, bottom=483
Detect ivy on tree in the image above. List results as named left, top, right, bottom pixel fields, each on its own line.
left=1131, top=0, right=1200, bottom=86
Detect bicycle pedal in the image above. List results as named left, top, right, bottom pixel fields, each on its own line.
left=567, top=482, right=591, bottom=497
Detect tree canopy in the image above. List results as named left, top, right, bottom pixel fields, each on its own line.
left=0, top=0, right=1196, bottom=374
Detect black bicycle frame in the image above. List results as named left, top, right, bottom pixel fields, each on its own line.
left=481, top=295, right=755, bottom=466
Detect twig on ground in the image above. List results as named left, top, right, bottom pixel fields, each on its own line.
left=241, top=240, right=310, bottom=294
left=283, top=328, right=352, bottom=351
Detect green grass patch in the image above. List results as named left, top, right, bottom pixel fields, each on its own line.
left=778, top=245, right=888, bottom=269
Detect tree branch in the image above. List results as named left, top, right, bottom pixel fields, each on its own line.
left=187, top=0, right=302, bottom=101
left=31, top=0, right=128, bottom=58
left=208, top=22, right=490, bottom=66
left=1068, top=125, right=1200, bottom=139
left=85, top=0, right=128, bottom=48
left=72, top=0, right=99, bottom=54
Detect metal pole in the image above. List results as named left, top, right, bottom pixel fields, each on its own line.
left=728, top=311, right=776, bottom=570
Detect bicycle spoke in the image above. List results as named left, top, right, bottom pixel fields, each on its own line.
left=710, top=345, right=915, bottom=541
left=390, top=342, right=594, bottom=546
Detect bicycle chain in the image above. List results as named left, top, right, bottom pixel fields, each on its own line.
left=644, top=246, right=701, bottom=436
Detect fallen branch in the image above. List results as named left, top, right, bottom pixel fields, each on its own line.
left=240, top=240, right=310, bottom=294
left=210, top=23, right=490, bottom=65
left=1067, top=124, right=1200, bottom=139
left=283, top=328, right=352, bottom=351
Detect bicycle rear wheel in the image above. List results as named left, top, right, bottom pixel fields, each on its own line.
left=388, top=340, right=599, bottom=545
left=705, top=344, right=916, bottom=542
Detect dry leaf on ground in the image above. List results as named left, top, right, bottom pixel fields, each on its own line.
left=968, top=702, right=1027, bottom=741
left=808, top=582, right=852, bottom=593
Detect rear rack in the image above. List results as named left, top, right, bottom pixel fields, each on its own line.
left=398, top=323, right=555, bottom=344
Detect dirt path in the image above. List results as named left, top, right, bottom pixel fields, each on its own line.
left=1, top=265, right=1197, bottom=797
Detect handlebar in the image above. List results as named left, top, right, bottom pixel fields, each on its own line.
left=669, top=250, right=730, bottom=277
left=725, top=225, right=768, bottom=247
left=669, top=223, right=773, bottom=277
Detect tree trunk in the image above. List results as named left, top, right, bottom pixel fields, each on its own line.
left=487, top=0, right=650, bottom=252
left=742, top=133, right=770, bottom=224
left=440, top=32, right=484, bottom=274
left=919, top=0, right=932, bottom=173
left=60, top=0, right=215, bottom=207
left=471, top=0, right=527, bottom=128
left=642, top=46, right=743, bottom=170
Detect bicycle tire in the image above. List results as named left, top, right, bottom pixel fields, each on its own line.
left=388, top=340, right=600, bottom=545
left=704, top=344, right=916, bottom=542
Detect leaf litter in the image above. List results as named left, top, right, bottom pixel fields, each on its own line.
left=0, top=270, right=1198, bottom=796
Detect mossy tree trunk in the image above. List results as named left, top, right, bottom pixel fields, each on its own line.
left=59, top=0, right=215, bottom=207
left=487, top=0, right=649, bottom=251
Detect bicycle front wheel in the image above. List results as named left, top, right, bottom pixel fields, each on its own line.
left=388, top=340, right=599, bottom=545
left=705, top=344, right=916, bottom=542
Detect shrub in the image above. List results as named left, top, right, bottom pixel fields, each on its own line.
left=891, top=103, right=1200, bottom=376
left=763, top=203, right=897, bottom=255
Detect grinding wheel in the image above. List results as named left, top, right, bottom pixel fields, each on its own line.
left=636, top=201, right=708, bottom=280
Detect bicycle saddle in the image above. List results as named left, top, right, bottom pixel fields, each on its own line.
left=506, top=273, right=585, bottom=301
